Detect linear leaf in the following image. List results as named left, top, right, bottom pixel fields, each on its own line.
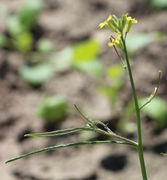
left=24, top=126, right=94, bottom=137
left=6, top=140, right=125, bottom=163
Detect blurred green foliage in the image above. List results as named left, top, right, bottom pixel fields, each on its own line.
left=1, top=3, right=166, bottom=134
left=8, top=0, right=42, bottom=35
left=98, top=64, right=124, bottom=105
left=37, top=38, right=54, bottom=53
left=36, top=96, right=68, bottom=123
left=72, top=40, right=103, bottom=77
left=0, top=35, right=8, bottom=48
left=73, top=40, right=100, bottom=61
left=19, top=64, right=54, bottom=86
left=19, top=40, right=102, bottom=86
left=12, top=32, right=33, bottom=53
left=126, top=32, right=164, bottom=55
left=50, top=47, right=73, bottom=73
left=8, top=0, right=42, bottom=52
left=119, top=97, right=167, bottom=133
left=118, top=99, right=137, bottom=133
left=150, top=0, right=167, bottom=8
left=14, top=31, right=164, bottom=88
left=79, top=131, right=97, bottom=141
left=140, top=97, right=167, bottom=129
left=0, top=0, right=43, bottom=52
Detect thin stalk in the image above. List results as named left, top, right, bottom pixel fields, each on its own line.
left=95, top=128, right=138, bottom=147
left=121, top=37, right=147, bottom=180
left=6, top=140, right=124, bottom=163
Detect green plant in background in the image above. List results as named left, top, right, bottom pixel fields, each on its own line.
left=139, top=97, right=167, bottom=129
left=118, top=70, right=167, bottom=133
left=150, top=0, right=167, bottom=9
left=37, top=38, right=54, bottom=53
left=0, top=0, right=57, bottom=87
left=36, top=96, right=68, bottom=123
left=19, top=31, right=163, bottom=87
left=49, top=40, right=102, bottom=76
left=7, top=13, right=166, bottom=180
left=118, top=95, right=167, bottom=134
left=126, top=32, right=164, bottom=55
left=3, top=0, right=53, bottom=53
left=0, top=34, right=8, bottom=48
left=118, top=99, right=137, bottom=134
left=50, top=47, right=73, bottom=72
left=8, top=0, right=42, bottom=53
left=20, top=40, right=102, bottom=86
left=98, top=29, right=164, bottom=113
left=98, top=64, right=124, bottom=107
left=0, top=0, right=43, bottom=52
left=72, top=40, right=103, bottom=77
left=19, top=63, right=54, bottom=86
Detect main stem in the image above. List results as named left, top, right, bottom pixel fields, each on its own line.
left=122, top=38, right=147, bottom=180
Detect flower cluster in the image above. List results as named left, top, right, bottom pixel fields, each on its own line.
left=108, top=32, right=121, bottom=47
left=99, top=15, right=112, bottom=29
left=99, top=13, right=138, bottom=48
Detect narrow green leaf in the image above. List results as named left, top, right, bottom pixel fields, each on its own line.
left=6, top=140, right=125, bottom=163
left=25, top=126, right=94, bottom=137
left=73, top=104, right=97, bottom=128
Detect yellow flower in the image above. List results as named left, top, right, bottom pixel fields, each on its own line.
left=132, top=18, right=138, bottom=24
left=108, top=32, right=121, bottom=47
left=115, top=32, right=121, bottom=43
left=99, top=15, right=112, bottom=29
left=125, top=14, right=138, bottom=33
left=127, top=16, right=138, bottom=24
left=108, top=41, right=115, bottom=47
left=107, top=15, right=112, bottom=22
left=99, top=22, right=107, bottom=29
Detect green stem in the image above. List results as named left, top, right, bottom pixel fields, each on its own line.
left=122, top=37, right=147, bottom=180
left=96, top=128, right=138, bottom=147
left=6, top=140, right=125, bottom=163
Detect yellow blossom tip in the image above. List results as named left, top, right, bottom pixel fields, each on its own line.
left=127, top=16, right=138, bottom=24
left=108, top=32, right=121, bottom=48
left=127, top=16, right=132, bottom=22
left=108, top=42, right=114, bottom=47
left=99, top=22, right=106, bottom=29
left=107, top=15, right=112, bottom=22
left=132, top=18, right=138, bottom=24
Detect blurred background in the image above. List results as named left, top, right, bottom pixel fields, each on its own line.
left=0, top=0, right=167, bottom=179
